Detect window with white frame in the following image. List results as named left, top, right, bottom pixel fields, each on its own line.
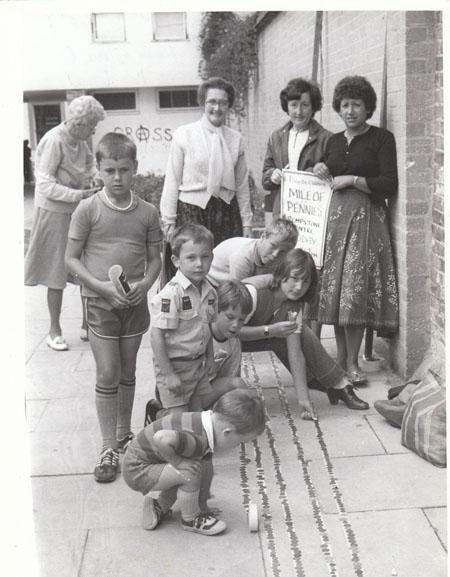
left=91, top=92, right=137, bottom=112
left=91, top=13, right=126, bottom=42
left=153, top=12, right=187, bottom=41
left=157, top=88, right=198, bottom=110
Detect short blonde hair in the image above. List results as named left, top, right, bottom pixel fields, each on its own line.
left=67, top=95, right=105, bottom=123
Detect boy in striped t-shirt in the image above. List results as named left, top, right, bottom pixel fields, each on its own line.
left=122, top=389, right=265, bottom=536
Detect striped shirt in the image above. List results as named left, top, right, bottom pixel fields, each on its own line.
left=129, top=411, right=214, bottom=464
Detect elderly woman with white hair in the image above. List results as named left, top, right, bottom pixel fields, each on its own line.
left=25, top=95, right=105, bottom=350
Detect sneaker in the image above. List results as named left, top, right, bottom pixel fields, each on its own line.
left=142, top=497, right=165, bottom=530
left=94, top=448, right=120, bottom=483
left=117, top=432, right=134, bottom=453
left=181, top=512, right=226, bottom=536
left=144, top=399, right=162, bottom=426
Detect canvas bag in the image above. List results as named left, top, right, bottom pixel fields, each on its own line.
left=401, top=372, right=446, bottom=467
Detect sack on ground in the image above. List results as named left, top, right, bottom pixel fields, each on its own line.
left=401, top=372, right=446, bottom=467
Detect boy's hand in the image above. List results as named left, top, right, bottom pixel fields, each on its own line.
left=174, top=459, right=202, bottom=482
left=271, top=321, right=298, bottom=338
left=165, top=373, right=183, bottom=396
left=100, top=281, right=131, bottom=309
left=126, top=280, right=150, bottom=306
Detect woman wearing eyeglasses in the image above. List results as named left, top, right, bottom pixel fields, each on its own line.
left=160, top=77, right=253, bottom=268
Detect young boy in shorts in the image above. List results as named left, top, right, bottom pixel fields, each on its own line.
left=207, top=217, right=298, bottom=286
left=145, top=279, right=253, bottom=423
left=149, top=223, right=217, bottom=417
left=65, top=132, right=162, bottom=483
left=122, top=388, right=266, bottom=535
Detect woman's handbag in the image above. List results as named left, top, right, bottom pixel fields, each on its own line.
left=401, top=372, right=446, bottom=467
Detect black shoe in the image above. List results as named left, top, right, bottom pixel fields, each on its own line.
left=327, top=385, right=369, bottom=410
left=144, top=399, right=162, bottom=426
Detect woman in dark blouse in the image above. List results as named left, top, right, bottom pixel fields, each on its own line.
left=314, top=75, right=398, bottom=384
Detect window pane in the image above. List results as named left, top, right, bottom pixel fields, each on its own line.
left=93, top=13, right=125, bottom=42
left=188, top=90, right=198, bottom=107
left=158, top=88, right=199, bottom=109
left=172, top=91, right=189, bottom=108
left=158, top=91, right=172, bottom=109
left=92, top=92, right=136, bottom=110
left=154, top=12, right=186, bottom=40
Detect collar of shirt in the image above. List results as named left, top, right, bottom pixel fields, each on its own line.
left=173, top=269, right=215, bottom=300
left=201, top=410, right=214, bottom=453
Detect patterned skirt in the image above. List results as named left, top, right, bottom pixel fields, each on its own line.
left=317, top=188, right=398, bottom=331
left=161, top=195, right=243, bottom=284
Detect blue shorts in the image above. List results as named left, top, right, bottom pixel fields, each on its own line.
left=153, top=355, right=212, bottom=408
left=84, top=297, right=150, bottom=339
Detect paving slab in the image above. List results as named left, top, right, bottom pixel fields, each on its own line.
left=328, top=508, right=448, bottom=577
left=32, top=528, right=87, bottom=577
left=423, top=507, right=447, bottom=551
left=309, top=452, right=447, bottom=514
left=366, top=413, right=410, bottom=455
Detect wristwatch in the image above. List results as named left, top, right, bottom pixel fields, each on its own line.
left=264, top=326, right=270, bottom=337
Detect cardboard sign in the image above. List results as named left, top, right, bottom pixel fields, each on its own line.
left=281, top=170, right=333, bottom=268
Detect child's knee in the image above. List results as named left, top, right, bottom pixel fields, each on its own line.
left=231, top=377, right=247, bottom=390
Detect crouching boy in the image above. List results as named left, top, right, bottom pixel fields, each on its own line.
left=123, top=388, right=265, bottom=536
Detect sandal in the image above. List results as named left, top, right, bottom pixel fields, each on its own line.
left=46, top=334, right=68, bottom=351
left=347, top=370, right=368, bottom=386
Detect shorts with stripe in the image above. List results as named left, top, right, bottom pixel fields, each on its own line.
left=84, top=297, right=150, bottom=339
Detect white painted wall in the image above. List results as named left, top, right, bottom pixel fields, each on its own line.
left=22, top=11, right=203, bottom=91
left=92, top=88, right=203, bottom=173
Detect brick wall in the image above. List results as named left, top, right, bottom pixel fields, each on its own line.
left=430, top=11, right=445, bottom=375
left=243, top=11, right=443, bottom=380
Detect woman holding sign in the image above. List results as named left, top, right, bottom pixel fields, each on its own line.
left=262, top=77, right=331, bottom=222
left=314, top=75, right=398, bottom=385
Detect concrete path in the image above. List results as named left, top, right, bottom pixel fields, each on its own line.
left=25, top=282, right=447, bottom=577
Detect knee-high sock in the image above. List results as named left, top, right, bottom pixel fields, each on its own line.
left=158, top=486, right=178, bottom=512
left=177, top=488, right=200, bottom=521
left=116, top=377, right=136, bottom=439
left=95, top=383, right=119, bottom=450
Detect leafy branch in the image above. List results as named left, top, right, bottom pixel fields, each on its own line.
left=198, top=12, right=258, bottom=118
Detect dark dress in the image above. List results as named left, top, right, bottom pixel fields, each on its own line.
left=317, top=126, right=399, bottom=331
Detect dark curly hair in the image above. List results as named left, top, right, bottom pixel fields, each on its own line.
left=332, top=75, right=377, bottom=119
left=197, top=77, right=235, bottom=108
left=279, top=78, right=323, bottom=115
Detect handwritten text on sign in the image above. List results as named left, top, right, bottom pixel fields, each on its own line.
left=281, top=170, right=332, bottom=268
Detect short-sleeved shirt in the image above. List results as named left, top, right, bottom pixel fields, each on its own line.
left=129, top=410, right=214, bottom=465
left=211, top=335, right=241, bottom=380
left=69, top=191, right=162, bottom=297
left=207, top=237, right=270, bottom=286
left=150, top=270, right=217, bottom=359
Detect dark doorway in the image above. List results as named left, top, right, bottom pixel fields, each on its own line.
left=34, top=104, right=62, bottom=143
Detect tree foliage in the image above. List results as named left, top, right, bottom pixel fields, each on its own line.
left=198, top=12, right=258, bottom=118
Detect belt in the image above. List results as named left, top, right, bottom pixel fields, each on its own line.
left=170, top=353, right=204, bottom=362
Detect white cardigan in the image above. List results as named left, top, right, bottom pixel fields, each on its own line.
left=160, top=116, right=252, bottom=227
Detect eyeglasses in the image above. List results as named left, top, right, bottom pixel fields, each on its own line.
left=205, top=99, right=229, bottom=108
